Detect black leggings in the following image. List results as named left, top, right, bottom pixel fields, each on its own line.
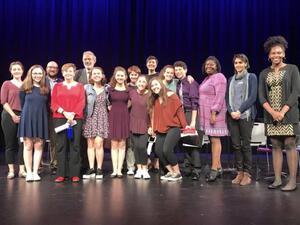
left=1, top=110, right=24, bottom=165
left=131, top=133, right=148, bottom=165
left=155, top=127, right=181, bottom=167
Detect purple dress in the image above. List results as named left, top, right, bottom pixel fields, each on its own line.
left=83, top=91, right=109, bottom=139
left=199, top=73, right=228, bottom=136
left=108, top=88, right=130, bottom=139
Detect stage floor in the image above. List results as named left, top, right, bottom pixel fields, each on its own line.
left=0, top=161, right=299, bottom=225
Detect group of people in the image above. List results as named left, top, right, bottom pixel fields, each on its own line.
left=1, top=35, right=299, bottom=191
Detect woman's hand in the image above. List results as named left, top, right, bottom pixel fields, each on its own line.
left=148, top=127, right=153, bottom=136
left=210, top=112, right=216, bottom=125
left=11, top=114, right=20, bottom=123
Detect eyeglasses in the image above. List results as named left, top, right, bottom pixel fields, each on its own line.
left=32, top=72, right=43, bottom=75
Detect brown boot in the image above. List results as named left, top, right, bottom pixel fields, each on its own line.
left=232, top=171, right=244, bottom=184
left=240, top=172, right=251, bottom=186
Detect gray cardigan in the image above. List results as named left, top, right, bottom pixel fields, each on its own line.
left=258, top=64, right=300, bottom=124
left=84, top=84, right=109, bottom=117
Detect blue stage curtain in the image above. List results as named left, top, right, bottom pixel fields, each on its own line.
left=0, top=0, right=298, bottom=81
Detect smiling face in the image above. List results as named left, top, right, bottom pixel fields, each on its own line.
left=91, top=68, right=104, bottom=83
left=163, top=68, right=175, bottom=82
left=10, top=64, right=23, bottom=80
left=136, top=76, right=148, bottom=92
left=150, top=79, right=162, bottom=94
left=83, top=53, right=96, bottom=70
left=115, top=70, right=127, bottom=85
left=147, top=59, right=157, bottom=72
left=174, top=66, right=187, bottom=80
left=31, top=67, right=44, bottom=84
left=129, top=71, right=139, bottom=84
left=205, top=60, right=217, bottom=75
left=234, top=58, right=247, bottom=74
left=269, top=45, right=285, bottom=66
left=46, top=61, right=59, bottom=78
left=62, top=67, right=75, bottom=82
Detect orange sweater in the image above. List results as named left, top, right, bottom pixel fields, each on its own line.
left=153, top=94, right=187, bottom=133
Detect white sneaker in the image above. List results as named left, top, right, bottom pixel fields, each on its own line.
left=160, top=172, right=173, bottom=180
left=167, top=173, right=182, bottom=182
left=26, top=173, right=34, bottom=182
left=134, top=169, right=142, bottom=179
left=83, top=169, right=96, bottom=179
left=127, top=168, right=135, bottom=175
left=142, top=170, right=151, bottom=180
left=32, top=173, right=41, bottom=181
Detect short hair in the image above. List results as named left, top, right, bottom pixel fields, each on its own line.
left=83, top=51, right=97, bottom=62
left=202, top=56, right=222, bottom=75
left=61, top=63, right=76, bottom=73
left=146, top=55, right=158, bottom=64
left=128, top=65, right=141, bottom=75
left=173, top=61, right=187, bottom=70
left=232, top=53, right=250, bottom=70
left=9, top=61, right=24, bottom=72
left=263, top=36, right=288, bottom=54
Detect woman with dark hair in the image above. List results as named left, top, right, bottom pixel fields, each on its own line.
left=259, top=36, right=300, bottom=191
left=51, top=63, right=85, bottom=183
left=18, top=65, right=50, bottom=182
left=82, top=67, right=108, bottom=180
left=148, top=77, right=188, bottom=181
left=225, top=54, right=257, bottom=186
left=108, top=66, right=130, bottom=178
left=199, top=56, right=228, bottom=182
left=1, top=61, right=26, bottom=179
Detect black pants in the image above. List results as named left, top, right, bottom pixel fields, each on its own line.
left=54, top=118, right=82, bottom=177
left=227, top=115, right=253, bottom=173
left=131, top=133, right=148, bottom=165
left=179, top=110, right=202, bottom=170
left=1, top=110, right=24, bottom=165
left=155, top=128, right=181, bottom=167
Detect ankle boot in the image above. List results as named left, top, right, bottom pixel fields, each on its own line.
left=240, top=172, right=251, bottom=186
left=232, top=171, right=244, bottom=184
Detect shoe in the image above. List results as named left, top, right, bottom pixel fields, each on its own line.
left=71, top=176, right=80, bottom=183
left=55, top=176, right=65, bottom=183
left=160, top=172, right=173, bottom=180
left=240, top=172, right=251, bottom=186
left=134, top=169, right=142, bottom=179
left=117, top=173, right=123, bottom=178
left=268, top=181, right=282, bottom=189
left=232, top=171, right=244, bottom=184
left=32, top=173, right=41, bottom=181
left=50, top=168, right=57, bottom=175
left=83, top=168, right=96, bottom=179
left=26, top=173, right=34, bottom=182
left=7, top=172, right=15, bottom=179
left=110, top=173, right=117, bottom=178
left=191, top=170, right=200, bottom=181
left=95, top=169, right=103, bottom=179
left=168, top=173, right=183, bottom=181
left=206, top=169, right=218, bottom=182
left=127, top=168, right=135, bottom=175
left=18, top=171, right=27, bottom=178
left=281, top=182, right=297, bottom=192
left=217, top=168, right=223, bottom=177
left=142, top=170, right=151, bottom=180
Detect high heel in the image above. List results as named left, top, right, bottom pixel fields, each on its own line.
left=206, top=169, right=218, bottom=182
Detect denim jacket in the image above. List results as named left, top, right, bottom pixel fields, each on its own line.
left=84, top=84, right=109, bottom=118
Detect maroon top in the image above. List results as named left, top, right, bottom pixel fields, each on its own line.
left=129, top=89, right=149, bottom=134
left=51, top=82, right=86, bottom=119
left=0, top=80, right=21, bottom=111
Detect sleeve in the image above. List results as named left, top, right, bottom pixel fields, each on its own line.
left=19, top=90, right=26, bottom=109
left=239, top=74, right=258, bottom=113
left=73, top=84, right=86, bottom=117
left=0, top=81, right=8, bottom=104
left=51, top=84, right=60, bottom=112
left=225, top=77, right=233, bottom=113
left=210, top=74, right=227, bottom=113
left=173, top=95, right=187, bottom=128
left=258, top=70, right=268, bottom=105
left=285, top=65, right=300, bottom=107
left=189, top=81, right=199, bottom=110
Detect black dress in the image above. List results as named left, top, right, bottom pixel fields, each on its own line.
left=18, top=86, right=49, bottom=139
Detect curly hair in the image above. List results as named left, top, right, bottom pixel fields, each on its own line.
left=202, top=56, right=222, bottom=75
left=109, top=66, right=128, bottom=89
left=263, top=36, right=288, bottom=54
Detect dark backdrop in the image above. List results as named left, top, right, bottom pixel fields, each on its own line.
left=0, top=0, right=299, bottom=147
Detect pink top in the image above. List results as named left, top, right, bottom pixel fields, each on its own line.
left=0, top=80, right=21, bottom=111
left=198, top=73, right=228, bottom=136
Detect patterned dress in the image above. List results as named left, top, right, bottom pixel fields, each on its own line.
left=83, top=91, right=109, bottom=138
left=266, top=71, right=295, bottom=136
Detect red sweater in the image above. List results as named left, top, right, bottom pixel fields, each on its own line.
left=153, top=94, right=187, bottom=133
left=51, top=82, right=85, bottom=119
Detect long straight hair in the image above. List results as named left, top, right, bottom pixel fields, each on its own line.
left=147, top=77, right=168, bottom=114
left=22, top=65, right=49, bottom=95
